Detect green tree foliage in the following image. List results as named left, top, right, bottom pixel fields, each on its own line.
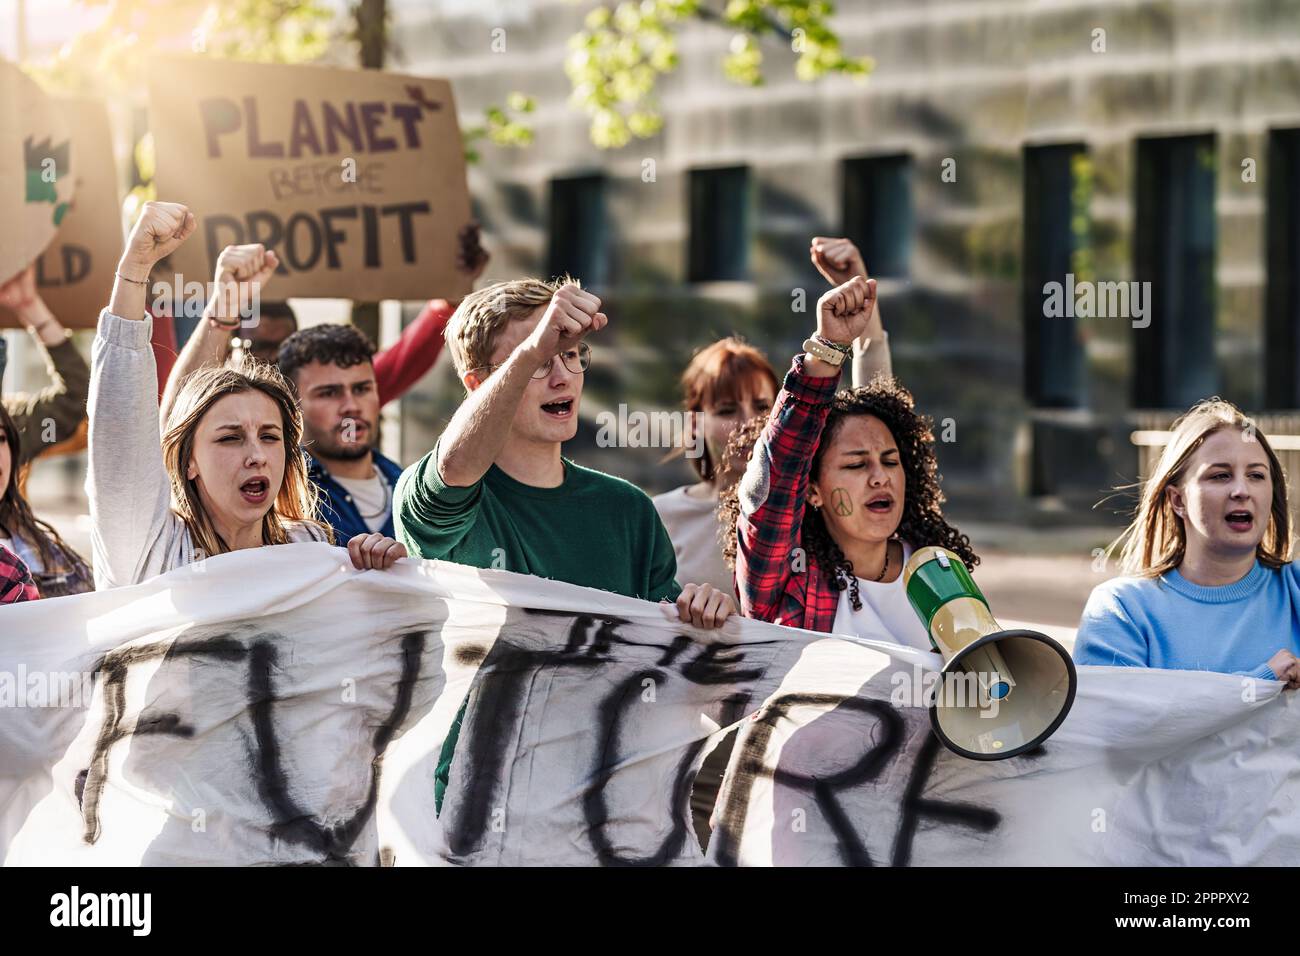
left=463, top=93, right=537, bottom=164
left=34, top=0, right=867, bottom=166
left=36, top=0, right=332, bottom=95
left=30, top=1, right=334, bottom=214
left=566, top=0, right=872, bottom=148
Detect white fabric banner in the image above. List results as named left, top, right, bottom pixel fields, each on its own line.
left=0, top=543, right=1295, bottom=866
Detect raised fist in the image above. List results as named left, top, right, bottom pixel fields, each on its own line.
left=120, top=201, right=196, bottom=278
left=0, top=265, right=39, bottom=314
left=810, top=236, right=867, bottom=287
left=208, top=243, right=280, bottom=325
left=816, top=275, right=877, bottom=347
left=524, top=282, right=607, bottom=359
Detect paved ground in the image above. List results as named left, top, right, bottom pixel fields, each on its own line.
left=975, top=552, right=1108, bottom=650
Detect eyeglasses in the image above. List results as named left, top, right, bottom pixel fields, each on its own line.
left=477, top=341, right=591, bottom=380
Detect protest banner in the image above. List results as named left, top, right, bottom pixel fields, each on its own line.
left=0, top=96, right=120, bottom=330
left=148, top=56, right=473, bottom=304
left=0, top=60, right=75, bottom=295
left=1, top=543, right=1297, bottom=866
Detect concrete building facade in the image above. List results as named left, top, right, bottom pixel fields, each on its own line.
left=389, top=0, right=1300, bottom=525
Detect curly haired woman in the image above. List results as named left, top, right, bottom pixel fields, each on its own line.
left=724, top=276, right=977, bottom=648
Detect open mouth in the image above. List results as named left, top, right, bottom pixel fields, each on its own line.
left=240, top=477, right=270, bottom=504
left=542, top=398, right=574, bottom=419
left=866, top=495, right=894, bottom=514
left=1225, top=510, right=1254, bottom=532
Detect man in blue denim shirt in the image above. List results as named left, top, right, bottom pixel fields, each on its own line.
left=278, top=324, right=403, bottom=541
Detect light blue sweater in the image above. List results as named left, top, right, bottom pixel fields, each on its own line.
left=1074, top=560, right=1300, bottom=680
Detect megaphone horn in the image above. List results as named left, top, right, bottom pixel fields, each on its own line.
left=903, top=546, right=1077, bottom=760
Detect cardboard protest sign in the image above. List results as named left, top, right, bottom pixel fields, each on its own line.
left=0, top=96, right=121, bottom=330
left=148, top=56, right=473, bottom=302
left=0, top=60, right=75, bottom=298
left=2, top=543, right=1298, bottom=867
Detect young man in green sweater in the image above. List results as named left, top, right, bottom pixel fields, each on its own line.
left=394, top=276, right=736, bottom=809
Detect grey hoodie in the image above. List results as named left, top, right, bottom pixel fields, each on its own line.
left=87, top=309, right=326, bottom=589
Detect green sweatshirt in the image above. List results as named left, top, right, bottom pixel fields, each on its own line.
left=394, top=444, right=682, bottom=812
left=395, top=445, right=681, bottom=602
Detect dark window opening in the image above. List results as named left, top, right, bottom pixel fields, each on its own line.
left=688, top=166, right=750, bottom=282
left=1266, top=129, right=1300, bottom=408
left=1133, top=134, right=1218, bottom=408
left=1023, top=143, right=1091, bottom=409
left=548, top=174, right=608, bottom=286
left=842, top=154, right=913, bottom=279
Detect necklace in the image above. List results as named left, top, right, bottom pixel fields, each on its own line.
left=354, top=469, right=392, bottom=521
left=873, top=541, right=893, bottom=582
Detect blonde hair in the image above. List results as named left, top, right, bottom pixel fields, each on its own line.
left=445, top=275, right=578, bottom=381
left=161, top=358, right=332, bottom=557
left=1110, top=398, right=1290, bottom=577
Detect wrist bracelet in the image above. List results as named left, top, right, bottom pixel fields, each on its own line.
left=811, top=332, right=853, bottom=356
left=802, top=336, right=847, bottom=367
left=115, top=271, right=149, bottom=286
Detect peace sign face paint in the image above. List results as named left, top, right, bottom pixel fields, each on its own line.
left=810, top=414, right=904, bottom=546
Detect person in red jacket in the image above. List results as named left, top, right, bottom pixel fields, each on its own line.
left=725, top=276, right=978, bottom=646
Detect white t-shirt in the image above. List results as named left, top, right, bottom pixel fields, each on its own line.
left=829, top=541, right=935, bottom=653
left=334, top=471, right=392, bottom=533
left=650, top=484, right=736, bottom=597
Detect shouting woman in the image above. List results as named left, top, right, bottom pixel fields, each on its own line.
left=88, top=201, right=406, bottom=588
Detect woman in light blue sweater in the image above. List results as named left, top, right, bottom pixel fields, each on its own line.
left=1076, top=399, right=1300, bottom=685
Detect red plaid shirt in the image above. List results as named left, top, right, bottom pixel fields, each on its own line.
left=735, top=353, right=843, bottom=633
left=0, top=544, right=39, bottom=604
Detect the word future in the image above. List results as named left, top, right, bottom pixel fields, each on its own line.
left=1042, top=274, right=1151, bottom=329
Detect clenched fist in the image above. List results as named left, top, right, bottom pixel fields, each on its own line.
left=810, top=236, right=868, bottom=287
left=0, top=265, right=39, bottom=316
left=816, top=275, right=877, bottom=347
left=207, top=243, right=280, bottom=327
left=119, top=201, right=196, bottom=280
left=523, top=282, right=607, bottom=360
